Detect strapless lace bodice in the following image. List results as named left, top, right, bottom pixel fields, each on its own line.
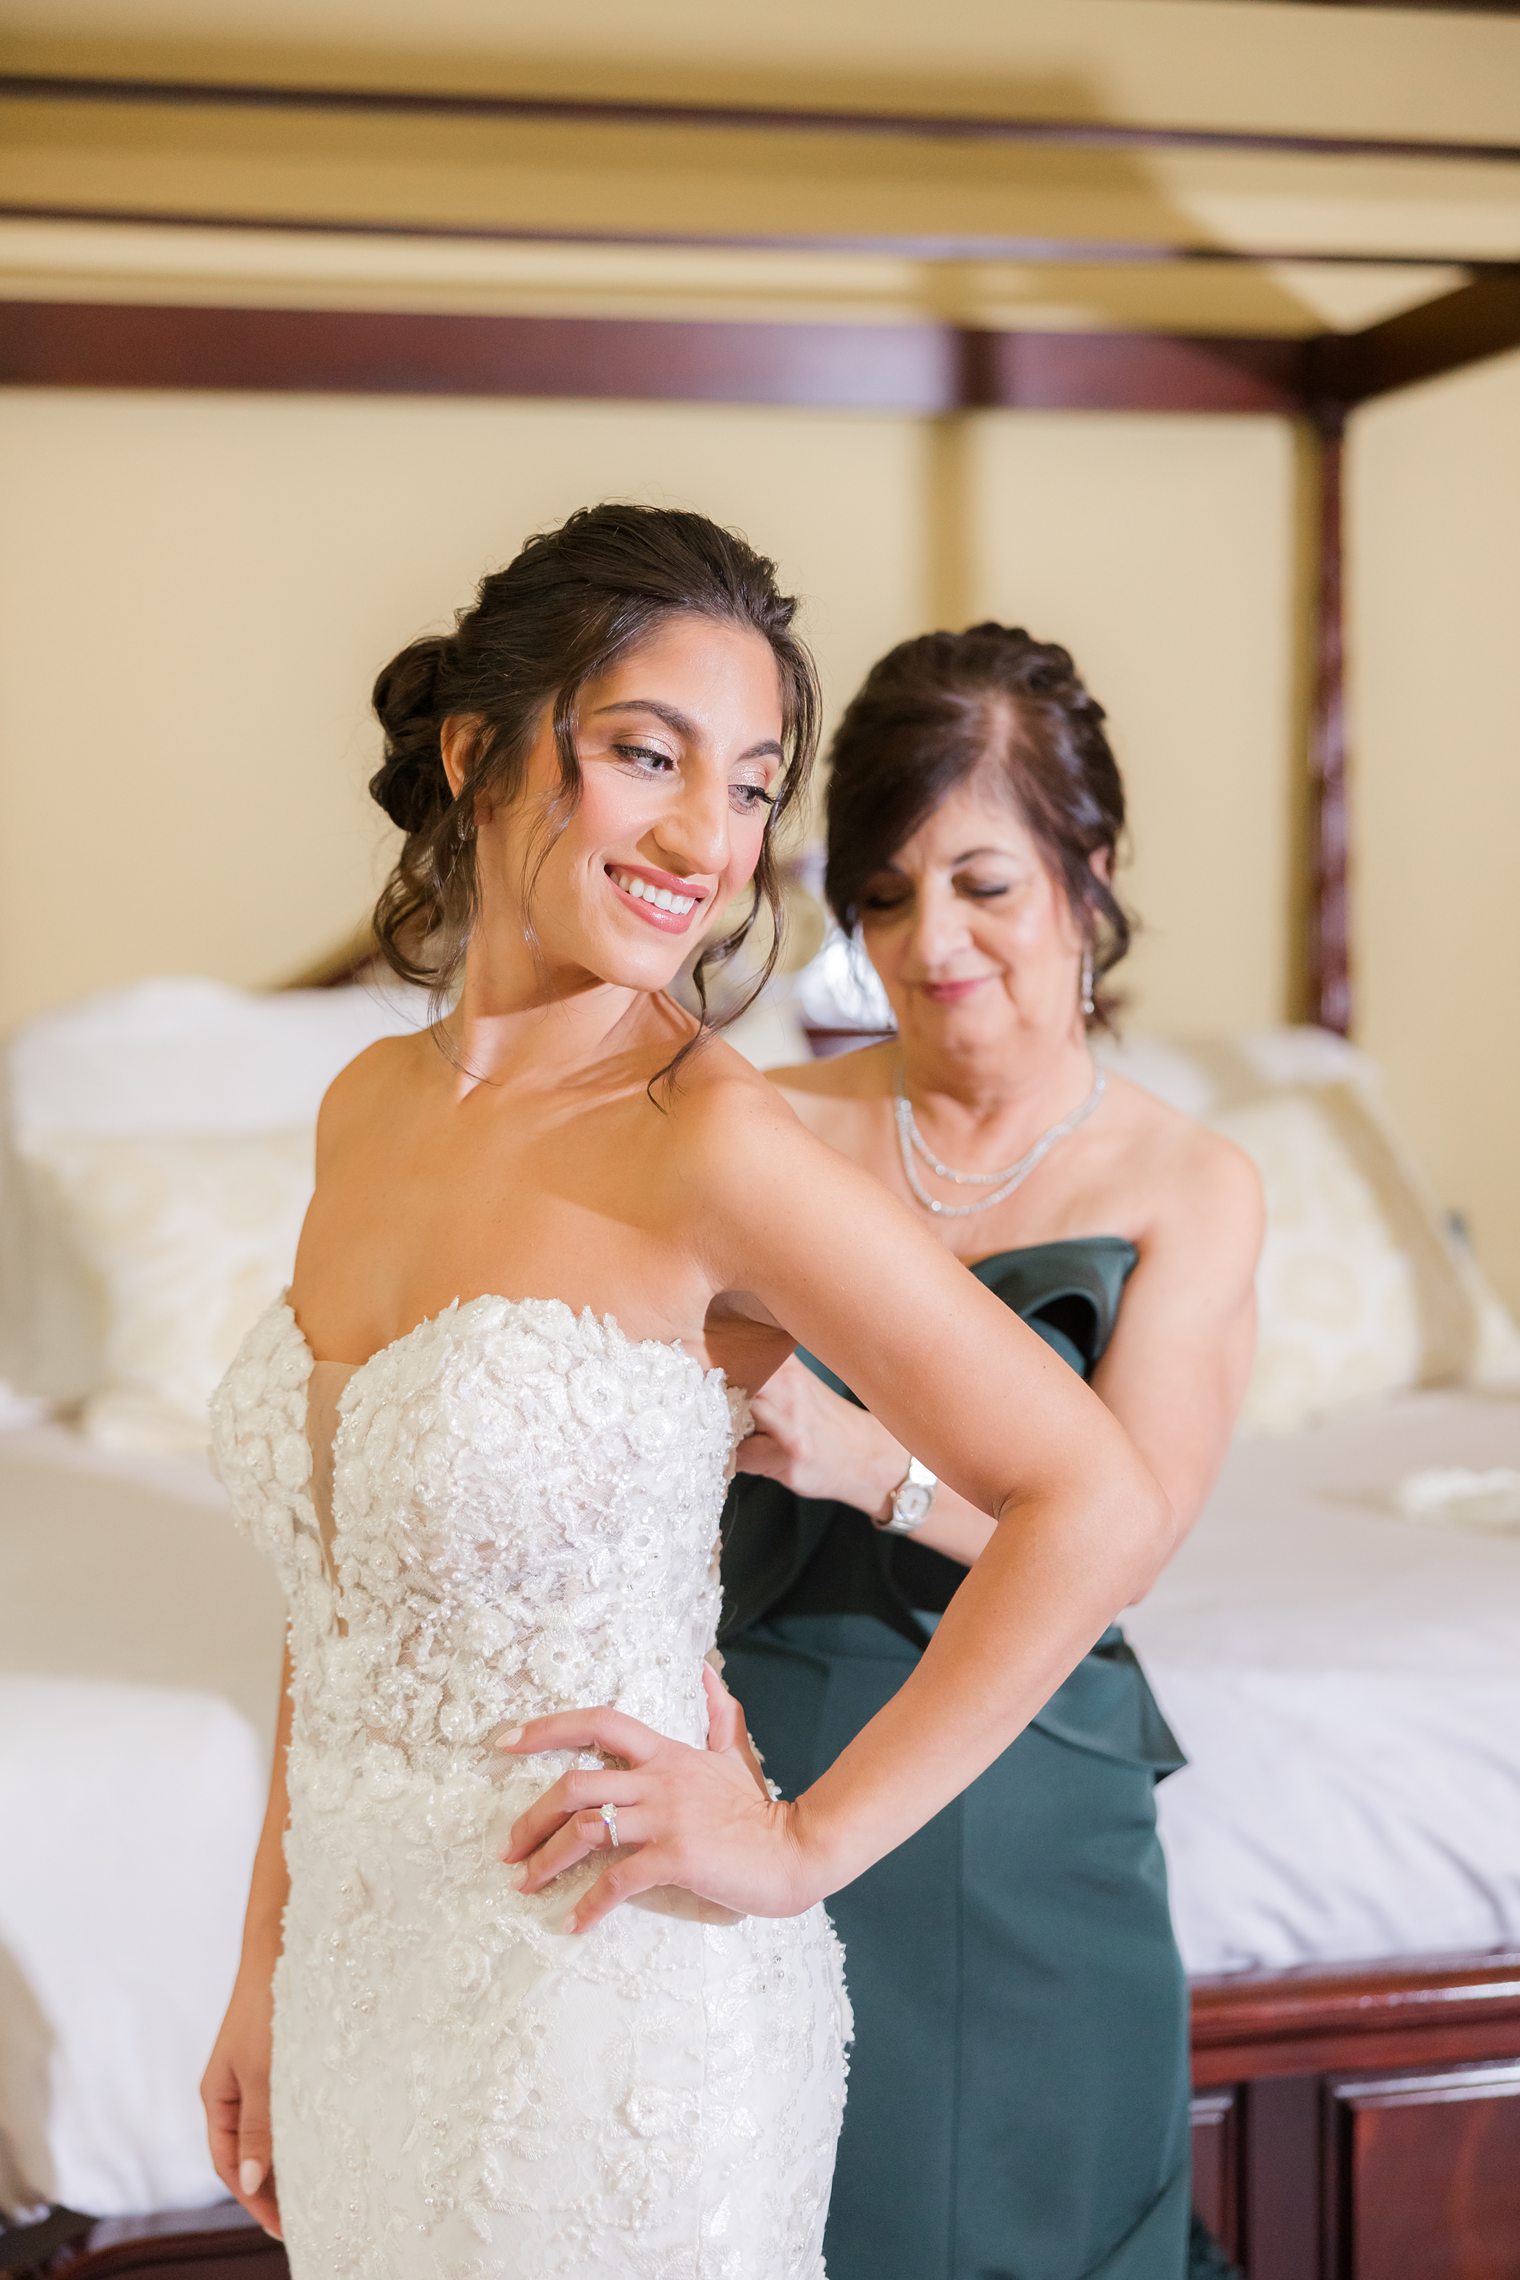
left=210, top=1293, right=850, bottom=2279
left=213, top=1292, right=747, bottom=1784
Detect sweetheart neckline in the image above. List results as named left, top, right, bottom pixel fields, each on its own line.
left=277, top=1287, right=727, bottom=1396
left=271, top=1291, right=732, bottom=1645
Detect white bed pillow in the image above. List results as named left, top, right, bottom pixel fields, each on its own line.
left=1097, top=1030, right=1520, bottom=1433
left=1214, top=1085, right=1520, bottom=1433
left=27, top=1127, right=315, bottom=1452
left=0, top=975, right=426, bottom=1406
left=6, top=974, right=428, bottom=1142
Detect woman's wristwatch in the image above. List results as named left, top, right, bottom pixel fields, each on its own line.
left=873, top=1454, right=938, bottom=1535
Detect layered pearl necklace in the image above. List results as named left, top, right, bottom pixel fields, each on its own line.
left=893, top=1059, right=1107, bottom=1219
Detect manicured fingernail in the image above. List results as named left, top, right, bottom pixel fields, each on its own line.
left=508, top=1865, right=528, bottom=1889
left=565, top=1912, right=580, bottom=1933
left=495, top=1726, right=524, bottom=1749
left=239, top=2158, right=265, bottom=2195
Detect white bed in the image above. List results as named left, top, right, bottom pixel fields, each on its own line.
left=4, top=981, right=1520, bottom=2221
left=1128, top=1384, right=1520, bottom=1978
left=0, top=1424, right=282, bottom=2220
left=4, top=1385, right=1519, bottom=2218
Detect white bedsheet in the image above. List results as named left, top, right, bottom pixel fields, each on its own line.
left=1126, top=1387, right=1520, bottom=1978
left=3, top=1390, right=1519, bottom=2218
left=0, top=1425, right=283, bottom=2219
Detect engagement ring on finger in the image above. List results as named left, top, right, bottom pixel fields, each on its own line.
left=599, top=1802, right=619, bottom=1848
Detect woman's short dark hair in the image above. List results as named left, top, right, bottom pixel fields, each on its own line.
left=824, top=622, right=1133, bottom=1030
left=368, top=502, right=819, bottom=1070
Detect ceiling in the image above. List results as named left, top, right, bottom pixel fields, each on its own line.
left=2, top=0, right=1517, bottom=339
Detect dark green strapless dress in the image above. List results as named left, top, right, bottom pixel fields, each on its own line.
left=719, top=1239, right=1193, bottom=2280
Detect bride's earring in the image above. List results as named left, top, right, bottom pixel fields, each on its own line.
left=1080, top=948, right=1095, bottom=1022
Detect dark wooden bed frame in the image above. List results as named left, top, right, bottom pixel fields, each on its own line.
left=5, top=38, right=1520, bottom=2277
left=7, top=1951, right=1519, bottom=2279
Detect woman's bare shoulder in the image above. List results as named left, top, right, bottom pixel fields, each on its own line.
left=763, top=1039, right=894, bottom=1099
left=1107, top=1072, right=1263, bottom=1253
left=752, top=1039, right=894, bottom=1142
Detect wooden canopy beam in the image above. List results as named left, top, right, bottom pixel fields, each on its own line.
left=4, top=71, right=1519, bottom=167
left=0, top=299, right=1315, bottom=414
left=7, top=201, right=1509, bottom=274
left=1314, top=270, right=1520, bottom=403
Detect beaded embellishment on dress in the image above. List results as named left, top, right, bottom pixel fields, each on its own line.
left=211, top=1293, right=850, bottom=2279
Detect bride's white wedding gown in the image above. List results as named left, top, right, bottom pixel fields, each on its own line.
left=211, top=1292, right=850, bottom=2279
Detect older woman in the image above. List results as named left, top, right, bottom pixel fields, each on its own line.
left=721, top=624, right=1263, bottom=2280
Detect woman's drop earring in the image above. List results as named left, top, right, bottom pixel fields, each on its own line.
left=1080, top=948, right=1095, bottom=1022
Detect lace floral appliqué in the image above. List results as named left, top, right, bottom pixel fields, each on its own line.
left=210, top=1295, right=850, bottom=2280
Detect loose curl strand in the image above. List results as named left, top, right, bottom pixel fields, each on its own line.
left=367, top=504, right=820, bottom=1087
left=823, top=622, right=1136, bottom=1033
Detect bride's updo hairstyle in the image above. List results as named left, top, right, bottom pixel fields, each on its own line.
left=368, top=502, right=819, bottom=1052
left=824, top=623, right=1133, bottom=1032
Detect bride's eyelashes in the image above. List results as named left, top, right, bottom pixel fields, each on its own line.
left=611, top=742, right=776, bottom=815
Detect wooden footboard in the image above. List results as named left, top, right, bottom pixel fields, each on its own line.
left=0, top=2200, right=283, bottom=2277
left=8, top=1950, right=1519, bottom=2280
left=1189, top=1948, right=1520, bottom=2279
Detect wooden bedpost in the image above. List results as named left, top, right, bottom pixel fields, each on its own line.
left=1306, top=399, right=1351, bottom=1038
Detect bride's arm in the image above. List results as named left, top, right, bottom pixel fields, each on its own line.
left=201, top=1648, right=292, bottom=2236
left=502, top=1074, right=1169, bottom=1920
left=735, top=1354, right=1000, bottom=1565
left=700, top=1077, right=1170, bottom=1891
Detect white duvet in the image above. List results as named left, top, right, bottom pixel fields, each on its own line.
left=1126, top=1386, right=1520, bottom=1976
left=0, top=1426, right=282, bottom=2219
left=3, top=1389, right=1519, bottom=2219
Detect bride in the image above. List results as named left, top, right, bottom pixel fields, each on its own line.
left=201, top=503, right=1169, bottom=2279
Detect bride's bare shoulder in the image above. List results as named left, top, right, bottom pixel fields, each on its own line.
left=659, top=1036, right=927, bottom=1319
left=663, top=1032, right=885, bottom=1211
left=315, top=1032, right=424, bottom=1156
left=664, top=1032, right=815, bottom=1173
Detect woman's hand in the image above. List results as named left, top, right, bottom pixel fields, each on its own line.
left=735, top=1354, right=906, bottom=1515
left=201, top=1961, right=282, bottom=2240
left=497, top=1669, right=817, bottom=1931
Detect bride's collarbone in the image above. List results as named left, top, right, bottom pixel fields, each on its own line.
left=301, top=1075, right=776, bottom=1373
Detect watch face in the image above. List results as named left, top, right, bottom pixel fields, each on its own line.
left=894, top=1483, right=932, bottom=1527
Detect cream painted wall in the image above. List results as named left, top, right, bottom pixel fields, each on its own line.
left=0, top=390, right=931, bottom=1020
left=956, top=412, right=1302, bottom=1031
left=1348, top=347, right=1520, bottom=1310
left=0, top=390, right=1304, bottom=1042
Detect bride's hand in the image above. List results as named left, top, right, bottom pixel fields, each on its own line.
left=201, top=1961, right=282, bottom=2239
left=700, top=1660, right=771, bottom=1801
left=496, top=1672, right=814, bottom=1930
